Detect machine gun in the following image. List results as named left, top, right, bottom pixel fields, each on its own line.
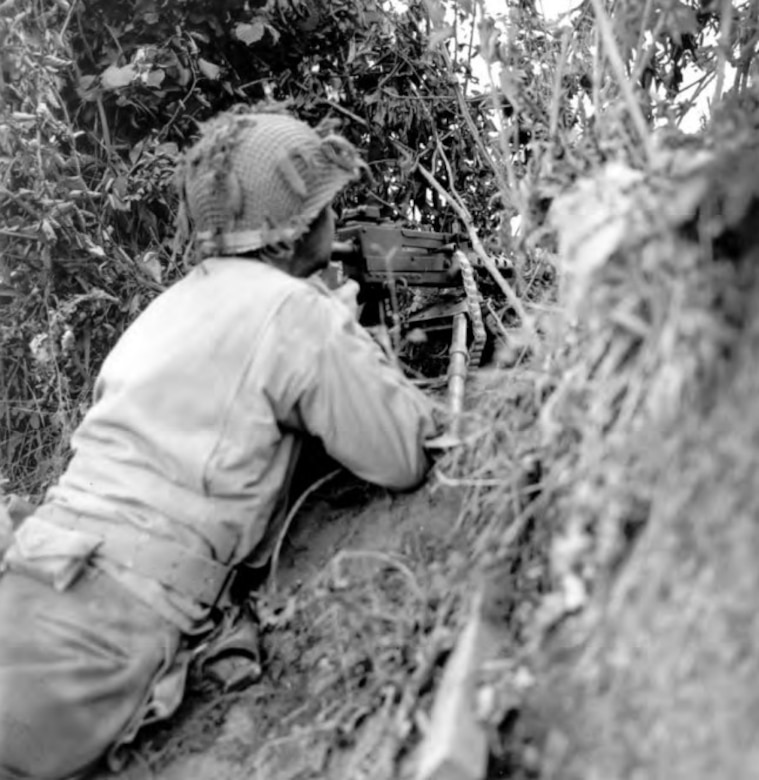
left=328, top=205, right=507, bottom=365
left=330, top=205, right=464, bottom=290
left=328, top=206, right=508, bottom=433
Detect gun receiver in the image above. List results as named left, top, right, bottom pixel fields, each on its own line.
left=330, top=206, right=467, bottom=288
left=328, top=207, right=504, bottom=407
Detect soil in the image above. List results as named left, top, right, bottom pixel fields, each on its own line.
left=512, top=281, right=759, bottom=779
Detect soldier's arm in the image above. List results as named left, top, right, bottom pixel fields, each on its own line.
left=273, top=287, right=440, bottom=491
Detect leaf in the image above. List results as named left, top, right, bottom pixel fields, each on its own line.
left=77, top=74, right=97, bottom=91
left=264, top=22, right=280, bottom=44
left=42, top=55, right=70, bottom=70
left=84, top=236, right=107, bottom=258
left=129, top=139, right=146, bottom=164
left=664, top=1, right=698, bottom=46
left=198, top=58, right=221, bottom=80
left=143, top=69, right=165, bottom=88
left=76, top=74, right=100, bottom=101
left=428, top=24, right=454, bottom=48
left=0, top=126, right=11, bottom=155
left=141, top=251, right=162, bottom=284
left=426, top=0, right=446, bottom=27
left=108, top=193, right=130, bottom=212
left=112, top=175, right=128, bottom=198
left=100, top=63, right=137, bottom=90
left=155, top=142, right=179, bottom=157
left=235, top=20, right=266, bottom=45
left=40, top=219, right=56, bottom=242
left=176, top=64, right=192, bottom=86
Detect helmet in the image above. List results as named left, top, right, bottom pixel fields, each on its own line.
left=176, top=106, right=365, bottom=258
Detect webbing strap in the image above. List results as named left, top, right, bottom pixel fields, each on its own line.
left=51, top=514, right=233, bottom=607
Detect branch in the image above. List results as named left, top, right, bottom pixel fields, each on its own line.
left=438, top=41, right=510, bottom=199
left=714, top=0, right=733, bottom=103
left=589, top=0, right=653, bottom=165
left=549, top=28, right=572, bottom=141
left=472, top=0, right=530, bottom=226
left=320, top=98, right=369, bottom=128
left=415, top=161, right=537, bottom=346
left=631, top=0, right=656, bottom=81
left=421, top=0, right=520, bottom=224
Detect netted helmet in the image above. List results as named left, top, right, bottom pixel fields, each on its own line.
left=176, top=106, right=365, bottom=258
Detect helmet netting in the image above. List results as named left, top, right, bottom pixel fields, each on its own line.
left=175, top=106, right=365, bottom=258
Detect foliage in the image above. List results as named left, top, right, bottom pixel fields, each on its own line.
left=68, top=0, right=509, bottom=228
left=2, top=0, right=757, bottom=500
left=0, top=0, right=503, bottom=495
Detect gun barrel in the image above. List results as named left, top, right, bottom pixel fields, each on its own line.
left=447, top=312, right=469, bottom=438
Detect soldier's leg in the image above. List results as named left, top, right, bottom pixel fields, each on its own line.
left=0, top=569, right=181, bottom=780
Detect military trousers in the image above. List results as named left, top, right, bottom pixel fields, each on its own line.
left=0, top=568, right=181, bottom=780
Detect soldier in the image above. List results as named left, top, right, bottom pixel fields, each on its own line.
left=0, top=107, right=439, bottom=779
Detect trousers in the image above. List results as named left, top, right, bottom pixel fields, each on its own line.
left=0, top=568, right=181, bottom=780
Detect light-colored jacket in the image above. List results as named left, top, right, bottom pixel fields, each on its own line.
left=38, top=258, right=438, bottom=629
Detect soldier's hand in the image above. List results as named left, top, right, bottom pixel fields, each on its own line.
left=332, top=279, right=361, bottom=319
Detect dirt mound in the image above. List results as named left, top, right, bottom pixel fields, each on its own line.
left=527, top=280, right=759, bottom=778
left=106, top=481, right=471, bottom=780
left=490, top=130, right=759, bottom=777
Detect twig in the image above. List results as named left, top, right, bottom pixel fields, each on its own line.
left=329, top=549, right=425, bottom=603
left=435, top=36, right=510, bottom=199
left=462, top=0, right=477, bottom=96
left=366, top=189, right=402, bottom=214
left=95, top=97, right=113, bottom=166
left=733, top=30, right=759, bottom=93
left=253, top=724, right=337, bottom=768
left=320, top=98, right=369, bottom=128
left=714, top=0, right=733, bottom=103
left=436, top=471, right=511, bottom=488
left=474, top=0, right=530, bottom=226
left=549, top=28, right=572, bottom=141
left=631, top=0, right=656, bottom=80
left=268, top=468, right=341, bottom=591
left=589, top=0, right=653, bottom=164
left=592, top=24, right=601, bottom=120
left=415, top=162, right=538, bottom=345
left=0, top=228, right=38, bottom=240
left=60, top=0, right=79, bottom=37
left=676, top=70, right=716, bottom=127
left=412, top=1, right=511, bottom=221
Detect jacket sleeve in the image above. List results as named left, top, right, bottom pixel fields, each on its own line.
left=278, top=288, right=440, bottom=491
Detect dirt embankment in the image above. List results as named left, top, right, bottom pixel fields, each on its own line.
left=529, top=278, right=759, bottom=778
left=509, top=136, right=759, bottom=779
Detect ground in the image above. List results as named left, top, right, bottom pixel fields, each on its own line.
left=518, top=298, right=759, bottom=780
left=103, top=475, right=470, bottom=780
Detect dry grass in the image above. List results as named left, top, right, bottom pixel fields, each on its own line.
left=438, top=128, right=759, bottom=677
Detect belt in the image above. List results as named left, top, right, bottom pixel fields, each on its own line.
left=7, top=511, right=234, bottom=607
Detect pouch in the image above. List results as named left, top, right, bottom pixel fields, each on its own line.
left=1, top=515, right=103, bottom=591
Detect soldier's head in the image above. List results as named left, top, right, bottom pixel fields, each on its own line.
left=176, top=105, right=364, bottom=277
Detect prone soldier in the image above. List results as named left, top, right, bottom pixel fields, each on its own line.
left=0, top=106, right=439, bottom=780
